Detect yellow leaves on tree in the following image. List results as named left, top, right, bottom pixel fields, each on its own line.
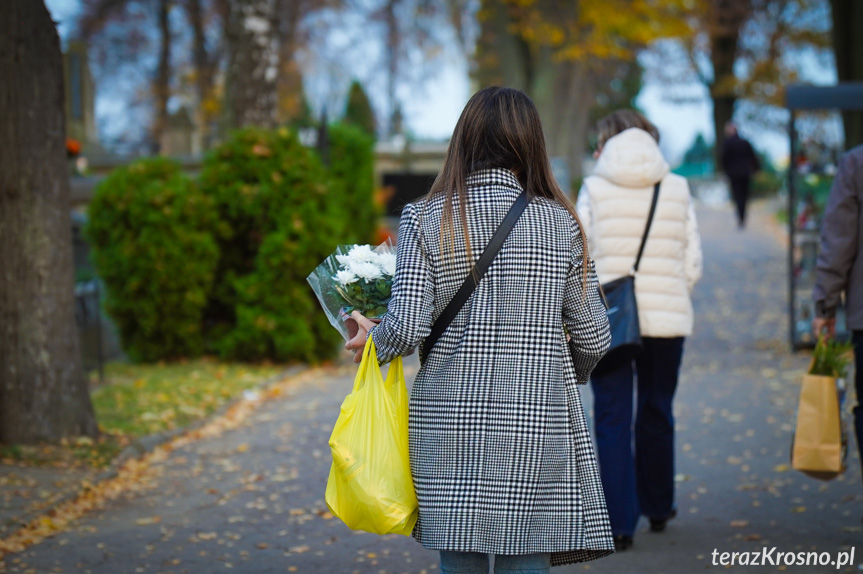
left=489, top=0, right=693, bottom=64
left=682, top=0, right=831, bottom=108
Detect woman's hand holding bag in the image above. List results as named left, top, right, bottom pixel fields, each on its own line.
left=325, top=336, right=418, bottom=535
left=345, top=311, right=380, bottom=363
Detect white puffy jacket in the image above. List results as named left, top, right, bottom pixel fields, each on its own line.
left=576, top=128, right=703, bottom=338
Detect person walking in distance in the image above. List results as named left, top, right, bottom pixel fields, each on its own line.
left=576, top=110, right=703, bottom=551
left=721, top=122, right=760, bottom=228
left=812, top=143, right=863, bottom=481
left=346, top=87, right=615, bottom=572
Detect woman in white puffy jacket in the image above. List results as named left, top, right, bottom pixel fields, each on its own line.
left=575, top=110, right=703, bottom=551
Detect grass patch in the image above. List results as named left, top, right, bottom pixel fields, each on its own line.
left=90, top=358, right=284, bottom=438
left=0, top=359, right=286, bottom=469
left=0, top=435, right=124, bottom=469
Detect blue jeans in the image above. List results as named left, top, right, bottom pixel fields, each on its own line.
left=439, top=551, right=551, bottom=574
left=591, top=336, right=684, bottom=537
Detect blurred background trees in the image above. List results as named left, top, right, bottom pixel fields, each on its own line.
left=473, top=0, right=691, bottom=180
left=699, top=0, right=832, bottom=162
left=67, top=0, right=849, bottom=167
left=75, top=0, right=462, bottom=151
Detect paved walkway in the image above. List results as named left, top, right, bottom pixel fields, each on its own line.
left=1, top=200, right=861, bottom=574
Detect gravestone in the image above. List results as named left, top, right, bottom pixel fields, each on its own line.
left=160, top=107, right=198, bottom=156
left=63, top=41, right=98, bottom=148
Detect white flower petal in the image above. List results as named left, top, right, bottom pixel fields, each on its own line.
left=334, top=270, right=358, bottom=285
left=351, top=261, right=383, bottom=281
left=348, top=244, right=378, bottom=263
left=378, top=253, right=397, bottom=276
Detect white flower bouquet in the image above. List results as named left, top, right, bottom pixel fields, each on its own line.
left=307, top=242, right=396, bottom=340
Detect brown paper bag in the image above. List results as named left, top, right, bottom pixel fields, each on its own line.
left=791, top=368, right=847, bottom=480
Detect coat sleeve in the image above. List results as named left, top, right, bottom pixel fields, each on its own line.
left=684, top=190, right=703, bottom=292
left=813, top=150, right=862, bottom=318
left=563, top=216, right=611, bottom=384
left=371, top=203, right=435, bottom=364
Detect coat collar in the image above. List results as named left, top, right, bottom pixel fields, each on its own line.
left=465, top=168, right=523, bottom=193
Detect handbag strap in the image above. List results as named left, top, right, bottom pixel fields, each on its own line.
left=632, top=182, right=661, bottom=273
left=421, top=190, right=530, bottom=361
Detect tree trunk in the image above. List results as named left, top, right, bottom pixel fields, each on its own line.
left=0, top=0, right=98, bottom=444
left=708, top=0, right=750, bottom=169
left=473, top=1, right=595, bottom=184
left=152, top=0, right=171, bottom=154
left=544, top=60, right=596, bottom=187
left=188, top=0, right=214, bottom=149
left=222, top=0, right=279, bottom=130
left=830, top=0, right=863, bottom=148
left=712, top=94, right=736, bottom=170
left=384, top=0, right=399, bottom=135
left=274, top=0, right=305, bottom=124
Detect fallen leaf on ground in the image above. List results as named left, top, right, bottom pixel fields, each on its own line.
left=745, top=534, right=762, bottom=541
left=136, top=516, right=161, bottom=525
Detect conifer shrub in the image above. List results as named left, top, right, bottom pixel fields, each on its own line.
left=343, top=80, right=377, bottom=138
left=87, top=125, right=380, bottom=364
left=86, top=158, right=218, bottom=362
left=199, top=127, right=344, bottom=361
left=328, top=122, right=378, bottom=245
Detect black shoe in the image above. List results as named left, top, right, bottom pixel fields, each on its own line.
left=649, top=508, right=677, bottom=532
left=613, top=535, right=633, bottom=551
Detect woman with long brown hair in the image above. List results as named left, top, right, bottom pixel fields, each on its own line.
left=346, top=86, right=614, bottom=572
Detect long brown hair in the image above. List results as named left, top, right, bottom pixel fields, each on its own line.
left=427, top=86, right=590, bottom=279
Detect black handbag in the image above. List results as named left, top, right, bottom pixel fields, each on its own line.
left=592, top=182, right=661, bottom=376
left=420, top=190, right=529, bottom=363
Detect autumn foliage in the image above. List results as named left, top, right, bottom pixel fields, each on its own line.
left=66, top=138, right=81, bottom=157
left=493, top=0, right=691, bottom=61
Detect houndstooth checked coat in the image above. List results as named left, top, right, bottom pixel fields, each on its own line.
left=370, top=169, right=614, bottom=565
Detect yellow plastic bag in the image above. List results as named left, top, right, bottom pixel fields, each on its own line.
left=325, top=337, right=418, bottom=535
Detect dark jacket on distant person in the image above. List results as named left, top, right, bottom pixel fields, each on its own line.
left=721, top=134, right=760, bottom=179
left=813, top=144, right=863, bottom=330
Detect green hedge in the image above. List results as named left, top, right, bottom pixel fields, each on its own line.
left=86, top=158, right=218, bottom=362
left=200, top=127, right=345, bottom=361
left=328, top=123, right=378, bottom=245
left=88, top=125, right=376, bottom=364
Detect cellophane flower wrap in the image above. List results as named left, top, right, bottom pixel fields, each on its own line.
left=307, top=241, right=396, bottom=340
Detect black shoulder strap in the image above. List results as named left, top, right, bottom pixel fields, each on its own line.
left=421, top=191, right=529, bottom=362
left=633, top=182, right=661, bottom=273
